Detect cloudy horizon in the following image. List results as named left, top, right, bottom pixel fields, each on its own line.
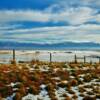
left=0, top=0, right=100, bottom=45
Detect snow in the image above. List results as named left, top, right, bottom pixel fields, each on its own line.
left=0, top=50, right=100, bottom=63
left=22, top=94, right=38, bottom=100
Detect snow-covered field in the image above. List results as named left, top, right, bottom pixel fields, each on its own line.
left=0, top=56, right=100, bottom=100
left=0, top=50, right=100, bottom=63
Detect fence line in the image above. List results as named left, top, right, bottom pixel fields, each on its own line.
left=0, top=50, right=100, bottom=64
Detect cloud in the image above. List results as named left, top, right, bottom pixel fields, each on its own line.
left=0, top=24, right=100, bottom=44
left=57, top=0, right=100, bottom=8
left=0, top=6, right=98, bottom=25
left=95, top=14, right=100, bottom=22
left=50, top=7, right=96, bottom=25
left=0, top=10, right=50, bottom=23
left=0, top=24, right=23, bottom=30
left=0, top=0, right=100, bottom=45
left=82, top=0, right=100, bottom=7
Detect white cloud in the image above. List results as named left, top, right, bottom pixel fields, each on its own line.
left=0, top=24, right=100, bottom=44
left=57, top=0, right=100, bottom=8
left=0, top=24, right=23, bottom=30
left=0, top=10, right=50, bottom=23
left=0, top=0, right=100, bottom=44
left=95, top=14, right=100, bottom=22
left=0, top=6, right=98, bottom=25
left=82, top=0, right=100, bottom=7
left=51, top=7, right=95, bottom=25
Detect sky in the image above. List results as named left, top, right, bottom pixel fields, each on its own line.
left=0, top=0, right=100, bottom=44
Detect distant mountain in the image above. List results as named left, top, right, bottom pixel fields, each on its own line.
left=0, top=41, right=100, bottom=50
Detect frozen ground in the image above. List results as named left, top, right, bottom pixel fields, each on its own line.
left=0, top=50, right=100, bottom=63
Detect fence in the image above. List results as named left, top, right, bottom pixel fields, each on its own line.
left=0, top=50, right=100, bottom=64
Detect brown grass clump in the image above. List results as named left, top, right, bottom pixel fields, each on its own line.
left=29, top=85, right=40, bottom=95
left=55, top=70, right=69, bottom=80
left=79, top=93, right=85, bottom=97
left=68, top=89, right=75, bottom=94
left=51, top=96, right=58, bottom=100
left=96, top=94, right=100, bottom=99
left=58, top=81, right=68, bottom=88
left=13, top=92, right=22, bottom=100
left=62, top=93, right=68, bottom=97
left=70, top=79, right=78, bottom=86
left=83, top=96, right=96, bottom=100
left=79, top=86, right=86, bottom=93
left=19, top=86, right=26, bottom=97
left=87, top=91, right=94, bottom=95
left=83, top=74, right=92, bottom=82
left=0, top=94, right=3, bottom=100
left=65, top=96, right=71, bottom=100
left=72, top=94, right=78, bottom=99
